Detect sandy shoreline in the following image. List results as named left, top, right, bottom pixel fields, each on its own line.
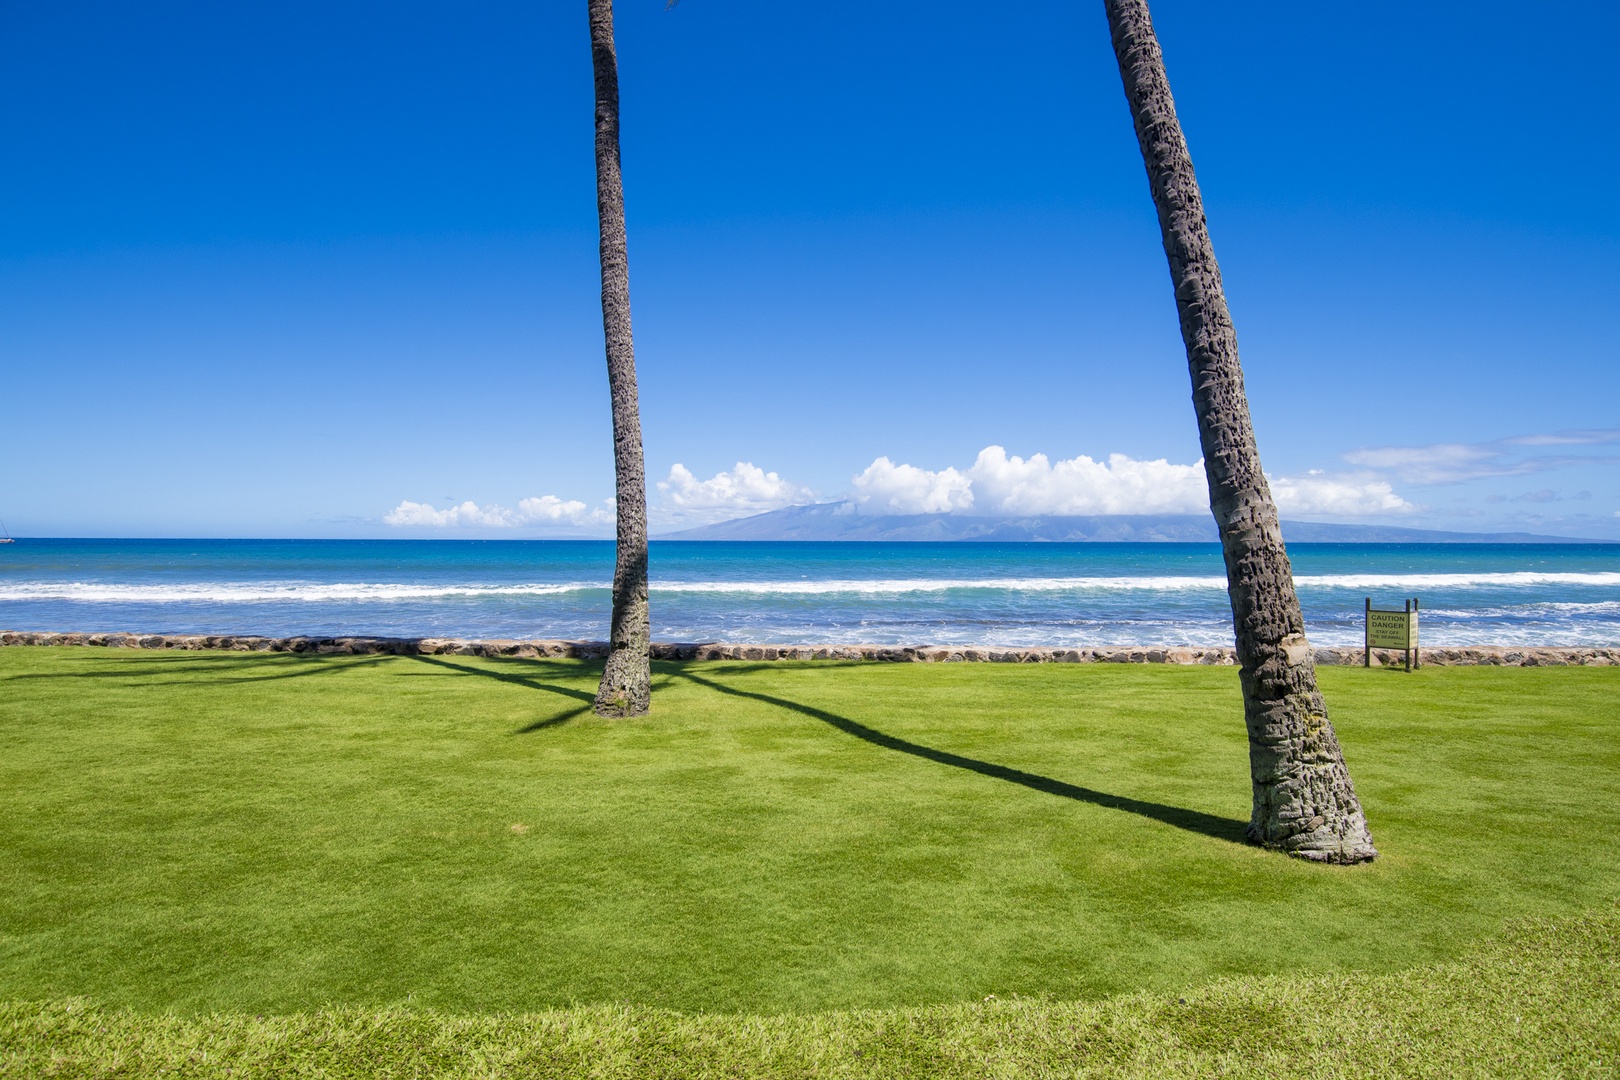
left=3, top=630, right=1617, bottom=667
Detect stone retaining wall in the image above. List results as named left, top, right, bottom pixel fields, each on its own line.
left=2, top=631, right=1615, bottom=667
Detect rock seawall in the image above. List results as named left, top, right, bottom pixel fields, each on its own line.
left=2, top=631, right=1615, bottom=666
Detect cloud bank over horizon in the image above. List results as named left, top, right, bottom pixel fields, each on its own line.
left=384, top=496, right=610, bottom=531
left=380, top=462, right=817, bottom=533
left=377, top=425, right=1620, bottom=538
left=655, top=462, right=818, bottom=526
left=382, top=445, right=1420, bottom=533
left=849, top=446, right=1411, bottom=519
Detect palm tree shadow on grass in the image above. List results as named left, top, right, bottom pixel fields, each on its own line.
left=674, top=669, right=1249, bottom=847
left=1, top=651, right=399, bottom=687
left=404, top=654, right=676, bottom=733
left=328, top=654, right=1245, bottom=844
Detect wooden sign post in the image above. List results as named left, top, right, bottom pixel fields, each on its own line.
left=1365, top=597, right=1420, bottom=671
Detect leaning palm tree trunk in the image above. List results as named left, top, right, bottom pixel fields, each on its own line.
left=1103, top=0, right=1374, bottom=862
left=588, top=0, right=651, bottom=717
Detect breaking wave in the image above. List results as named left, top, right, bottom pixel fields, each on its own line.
left=3, top=570, right=1618, bottom=604
left=0, top=582, right=603, bottom=603
left=1292, top=572, right=1620, bottom=589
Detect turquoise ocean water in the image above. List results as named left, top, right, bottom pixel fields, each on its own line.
left=1, top=539, right=1617, bottom=647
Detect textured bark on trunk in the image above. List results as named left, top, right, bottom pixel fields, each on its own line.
left=1102, top=0, right=1374, bottom=862
left=588, top=0, right=651, bottom=717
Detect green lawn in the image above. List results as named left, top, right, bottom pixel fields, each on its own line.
left=6, top=910, right=1616, bottom=1078
left=1, top=646, right=1616, bottom=1020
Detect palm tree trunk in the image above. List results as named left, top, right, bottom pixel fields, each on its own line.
left=1102, top=0, right=1375, bottom=862
left=588, top=0, right=651, bottom=717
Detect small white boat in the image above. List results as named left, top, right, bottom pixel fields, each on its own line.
left=0, top=518, right=13, bottom=543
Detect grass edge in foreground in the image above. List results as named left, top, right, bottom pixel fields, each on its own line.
left=4, top=907, right=1615, bottom=1079
left=4, top=651, right=1619, bottom=1015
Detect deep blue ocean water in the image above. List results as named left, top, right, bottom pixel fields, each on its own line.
left=1, top=538, right=1618, bottom=647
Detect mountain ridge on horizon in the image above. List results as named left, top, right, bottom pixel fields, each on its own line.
left=659, top=502, right=1611, bottom=544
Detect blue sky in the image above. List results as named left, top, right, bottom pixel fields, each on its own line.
left=2, top=0, right=1617, bottom=538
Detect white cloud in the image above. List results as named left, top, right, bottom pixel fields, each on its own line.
left=967, top=446, right=1207, bottom=515
left=850, top=447, right=1205, bottom=516
left=850, top=457, right=975, bottom=514
left=517, top=495, right=607, bottom=523
left=1341, top=443, right=1497, bottom=483
left=385, top=500, right=517, bottom=528
left=1269, top=471, right=1413, bottom=516
left=1344, top=428, right=1620, bottom=484
left=656, top=462, right=818, bottom=525
left=1504, top=429, right=1620, bottom=448
left=384, top=497, right=608, bottom=530
left=850, top=446, right=1413, bottom=519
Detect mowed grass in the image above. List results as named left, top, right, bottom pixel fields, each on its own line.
left=6, top=911, right=1617, bottom=1079
left=0, top=647, right=1616, bottom=1020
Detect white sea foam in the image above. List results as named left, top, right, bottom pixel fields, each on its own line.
left=1292, top=572, right=1620, bottom=589
left=0, top=582, right=603, bottom=603
left=2, top=570, right=1617, bottom=604
left=650, top=576, right=1232, bottom=594
left=655, top=571, right=1620, bottom=594
left=1422, top=601, right=1620, bottom=618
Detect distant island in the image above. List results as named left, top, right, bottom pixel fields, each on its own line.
left=661, top=502, right=1611, bottom=544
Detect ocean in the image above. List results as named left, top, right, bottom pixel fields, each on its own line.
left=3, top=538, right=1618, bottom=647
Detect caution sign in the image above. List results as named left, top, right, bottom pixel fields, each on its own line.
left=1367, top=609, right=1415, bottom=648
left=1365, top=598, right=1420, bottom=670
